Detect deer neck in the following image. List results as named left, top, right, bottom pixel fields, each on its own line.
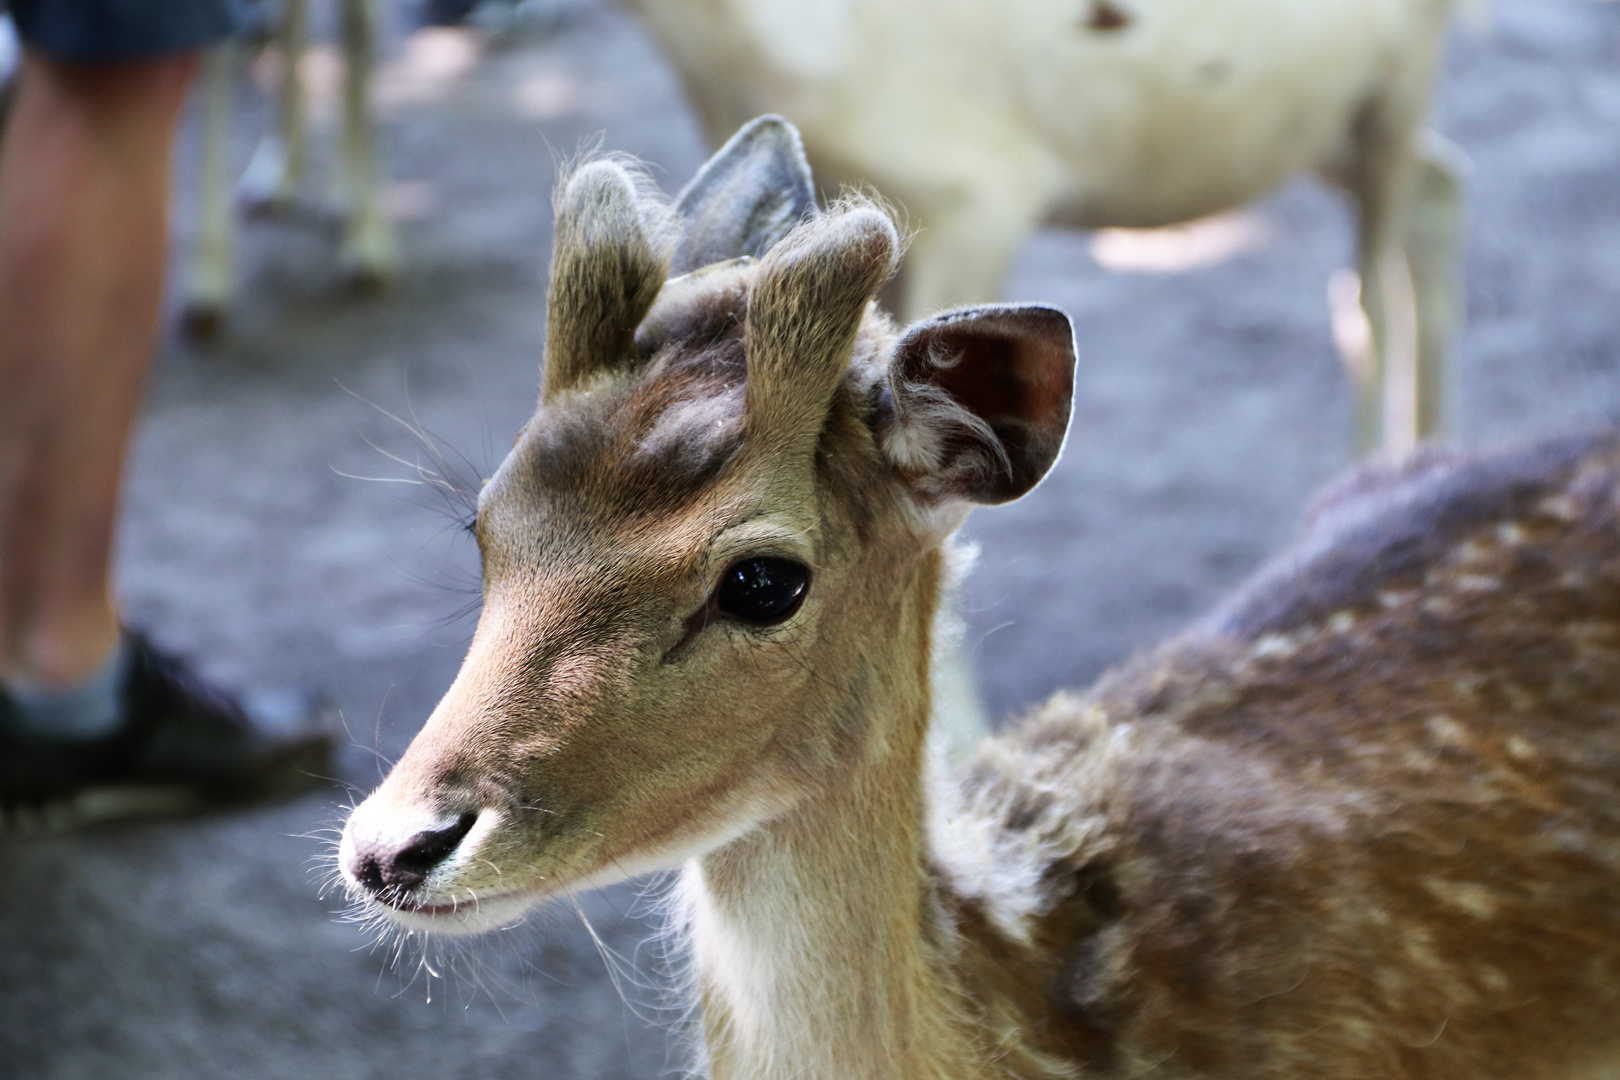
left=677, top=549, right=980, bottom=1080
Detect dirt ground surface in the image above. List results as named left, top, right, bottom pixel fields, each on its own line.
left=3, top=1, right=1618, bottom=1077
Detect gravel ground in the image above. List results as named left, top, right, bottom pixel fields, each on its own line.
left=3, top=1, right=1618, bottom=1076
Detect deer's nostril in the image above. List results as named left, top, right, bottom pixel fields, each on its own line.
left=359, top=811, right=479, bottom=894
left=357, top=855, right=386, bottom=894
left=393, top=812, right=478, bottom=880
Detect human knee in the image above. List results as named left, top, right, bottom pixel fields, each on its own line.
left=20, top=48, right=198, bottom=128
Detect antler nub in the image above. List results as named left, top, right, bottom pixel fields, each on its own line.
left=744, top=203, right=899, bottom=453
left=543, top=160, right=671, bottom=399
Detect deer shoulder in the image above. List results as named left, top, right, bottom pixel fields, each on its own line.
left=941, top=434, right=1620, bottom=1077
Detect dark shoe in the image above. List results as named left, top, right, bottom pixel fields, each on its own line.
left=0, top=631, right=335, bottom=833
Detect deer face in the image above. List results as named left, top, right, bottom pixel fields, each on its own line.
left=339, top=118, right=1077, bottom=934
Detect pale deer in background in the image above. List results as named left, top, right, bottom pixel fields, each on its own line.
left=623, top=0, right=1468, bottom=457
left=185, top=0, right=397, bottom=335
left=340, top=118, right=1620, bottom=1080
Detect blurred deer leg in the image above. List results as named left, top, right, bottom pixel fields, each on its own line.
left=1406, top=130, right=1468, bottom=441
left=1343, top=120, right=1423, bottom=458
left=240, top=0, right=308, bottom=211
left=183, top=45, right=236, bottom=338
left=899, top=189, right=1043, bottom=321
left=338, top=0, right=397, bottom=289
left=930, top=598, right=989, bottom=762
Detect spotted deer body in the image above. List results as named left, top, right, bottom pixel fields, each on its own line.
left=340, top=119, right=1620, bottom=1080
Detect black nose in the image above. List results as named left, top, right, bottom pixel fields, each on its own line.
left=354, top=812, right=477, bottom=893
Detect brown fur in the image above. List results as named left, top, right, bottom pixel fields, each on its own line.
left=947, top=432, right=1620, bottom=1078
left=343, top=170, right=1620, bottom=1080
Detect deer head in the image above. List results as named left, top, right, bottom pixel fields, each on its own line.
left=339, top=117, right=1077, bottom=933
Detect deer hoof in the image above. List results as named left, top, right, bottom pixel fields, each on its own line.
left=181, top=301, right=227, bottom=341
left=342, top=256, right=395, bottom=295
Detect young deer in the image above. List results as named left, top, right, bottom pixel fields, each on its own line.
left=340, top=118, right=1620, bottom=1079
left=621, top=0, right=1468, bottom=455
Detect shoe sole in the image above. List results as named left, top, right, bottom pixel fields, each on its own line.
left=0, top=765, right=332, bottom=835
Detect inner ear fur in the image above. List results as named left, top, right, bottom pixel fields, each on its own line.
left=885, top=304, right=1076, bottom=505
left=543, top=160, right=671, bottom=399
left=744, top=203, right=900, bottom=453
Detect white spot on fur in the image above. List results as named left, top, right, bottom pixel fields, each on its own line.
left=1539, top=494, right=1579, bottom=521
left=1453, top=573, right=1500, bottom=592
left=1426, top=714, right=1470, bottom=747
left=1505, top=736, right=1537, bottom=762
left=1404, top=926, right=1441, bottom=969
left=1252, top=633, right=1297, bottom=659
left=1423, top=879, right=1499, bottom=919
left=1402, top=747, right=1437, bottom=773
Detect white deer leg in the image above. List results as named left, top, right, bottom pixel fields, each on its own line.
left=1339, top=119, right=1426, bottom=458
left=240, top=0, right=309, bottom=211
left=183, top=45, right=237, bottom=338
left=931, top=593, right=989, bottom=762
left=338, top=0, right=398, bottom=289
left=1406, top=130, right=1469, bottom=441
left=899, top=188, right=1045, bottom=321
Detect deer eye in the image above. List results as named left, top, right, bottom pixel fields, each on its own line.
left=716, top=557, right=810, bottom=625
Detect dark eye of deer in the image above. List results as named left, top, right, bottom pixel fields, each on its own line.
left=717, top=557, right=809, bottom=625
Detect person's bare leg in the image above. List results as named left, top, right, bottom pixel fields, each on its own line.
left=0, top=50, right=198, bottom=690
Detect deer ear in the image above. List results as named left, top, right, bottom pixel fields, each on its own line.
left=671, top=115, right=818, bottom=274
left=883, top=305, right=1076, bottom=505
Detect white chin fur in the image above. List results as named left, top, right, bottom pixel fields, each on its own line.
left=362, top=887, right=544, bottom=936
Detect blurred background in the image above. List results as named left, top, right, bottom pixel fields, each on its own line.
left=1, top=0, right=1617, bottom=1075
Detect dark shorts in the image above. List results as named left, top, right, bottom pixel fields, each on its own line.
left=8, top=0, right=255, bottom=62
